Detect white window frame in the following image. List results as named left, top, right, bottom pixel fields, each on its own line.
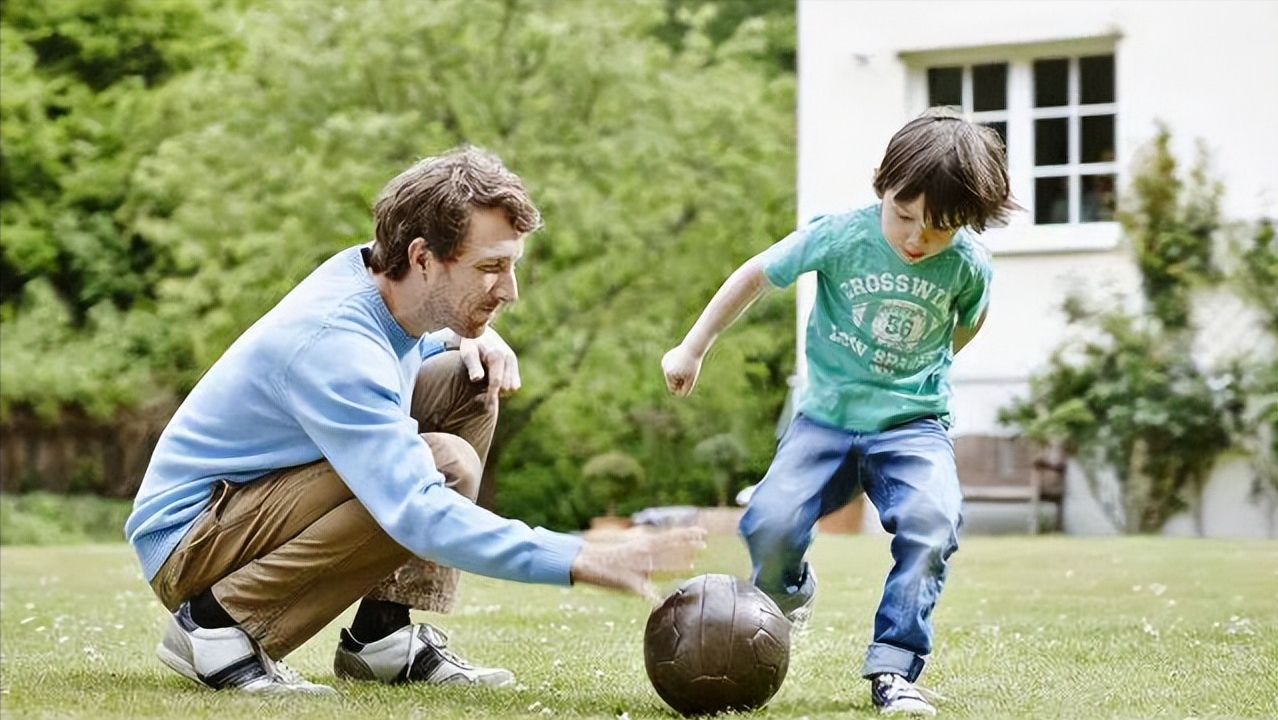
left=901, top=35, right=1122, bottom=256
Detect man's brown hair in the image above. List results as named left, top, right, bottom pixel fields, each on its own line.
left=872, top=107, right=1019, bottom=232
left=368, top=145, right=542, bottom=279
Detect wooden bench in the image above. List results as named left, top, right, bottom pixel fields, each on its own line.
left=954, top=435, right=1067, bottom=533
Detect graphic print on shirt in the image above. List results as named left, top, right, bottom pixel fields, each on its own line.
left=836, top=272, right=951, bottom=375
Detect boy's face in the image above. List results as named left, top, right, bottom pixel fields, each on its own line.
left=880, top=190, right=957, bottom=263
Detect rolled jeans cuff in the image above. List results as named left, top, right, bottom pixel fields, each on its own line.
left=862, top=642, right=926, bottom=682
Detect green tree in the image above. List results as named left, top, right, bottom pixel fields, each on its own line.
left=693, top=433, right=748, bottom=506
left=1000, top=128, right=1255, bottom=533
left=650, top=0, right=796, bottom=75
left=1, top=0, right=240, bottom=417
left=580, top=451, right=646, bottom=518
left=1222, top=220, right=1278, bottom=497
left=1118, top=126, right=1222, bottom=330
left=2, top=0, right=796, bottom=527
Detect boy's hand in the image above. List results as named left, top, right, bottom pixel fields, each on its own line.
left=662, top=344, right=704, bottom=397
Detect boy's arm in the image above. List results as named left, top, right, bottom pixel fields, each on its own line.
left=952, top=309, right=988, bottom=355
left=663, top=257, right=775, bottom=397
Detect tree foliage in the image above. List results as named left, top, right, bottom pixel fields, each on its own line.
left=1222, top=220, right=1278, bottom=494
left=1, top=0, right=797, bottom=528
left=1117, top=126, right=1222, bottom=329
left=1, top=0, right=242, bottom=417
left=650, top=0, right=796, bottom=74
left=999, top=128, right=1271, bottom=532
left=579, top=451, right=647, bottom=517
left=693, top=432, right=748, bottom=506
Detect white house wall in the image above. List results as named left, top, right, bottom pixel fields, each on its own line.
left=797, top=0, right=1278, bottom=535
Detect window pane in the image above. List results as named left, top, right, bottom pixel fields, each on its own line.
left=1035, top=118, right=1069, bottom=165
left=972, top=63, right=1007, bottom=111
left=984, top=121, right=1008, bottom=149
left=1081, top=174, right=1117, bottom=222
left=1034, top=58, right=1069, bottom=107
left=1080, top=55, right=1115, bottom=104
left=1081, top=115, right=1115, bottom=163
left=1035, top=177, right=1070, bottom=224
left=927, top=66, right=962, bottom=107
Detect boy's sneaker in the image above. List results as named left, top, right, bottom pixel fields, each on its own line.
left=782, top=567, right=817, bottom=634
left=785, top=591, right=815, bottom=633
left=156, top=602, right=335, bottom=695
left=870, top=673, right=937, bottom=716
left=333, top=623, right=515, bottom=687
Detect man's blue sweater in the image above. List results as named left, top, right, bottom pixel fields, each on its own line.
left=125, top=246, right=582, bottom=586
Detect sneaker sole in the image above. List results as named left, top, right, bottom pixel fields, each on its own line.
left=334, top=648, right=515, bottom=687
left=159, top=628, right=335, bottom=695
left=156, top=641, right=202, bottom=685
left=441, top=669, right=515, bottom=688
left=877, top=702, right=938, bottom=717
left=333, top=647, right=380, bottom=682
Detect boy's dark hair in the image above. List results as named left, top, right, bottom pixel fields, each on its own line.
left=369, top=145, right=542, bottom=280
left=872, top=106, right=1019, bottom=232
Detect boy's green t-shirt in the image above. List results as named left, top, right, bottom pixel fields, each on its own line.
left=758, top=204, right=993, bottom=432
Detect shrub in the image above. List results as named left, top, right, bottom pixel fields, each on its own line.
left=1000, top=126, right=1264, bottom=533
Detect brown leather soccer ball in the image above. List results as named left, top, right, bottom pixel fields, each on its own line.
left=643, top=574, right=791, bottom=716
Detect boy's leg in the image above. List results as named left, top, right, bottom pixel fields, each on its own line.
left=859, top=418, right=963, bottom=683
left=738, top=414, right=861, bottom=617
left=362, top=350, right=496, bottom=611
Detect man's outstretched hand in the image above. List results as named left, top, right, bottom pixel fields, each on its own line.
left=570, top=526, right=708, bottom=603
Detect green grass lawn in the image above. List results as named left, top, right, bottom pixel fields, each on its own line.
left=1, top=534, right=1275, bottom=719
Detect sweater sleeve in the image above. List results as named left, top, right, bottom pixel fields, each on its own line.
left=277, top=325, right=583, bottom=586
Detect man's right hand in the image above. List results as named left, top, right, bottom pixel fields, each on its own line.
left=570, top=526, right=708, bottom=603
left=661, top=344, right=704, bottom=397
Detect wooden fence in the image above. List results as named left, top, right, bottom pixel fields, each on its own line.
left=0, top=401, right=178, bottom=498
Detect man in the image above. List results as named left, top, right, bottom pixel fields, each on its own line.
left=126, top=146, right=703, bottom=694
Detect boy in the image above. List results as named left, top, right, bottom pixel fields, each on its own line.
left=662, top=107, right=1018, bottom=716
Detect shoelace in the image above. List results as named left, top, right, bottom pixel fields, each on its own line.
left=878, top=674, right=944, bottom=705
left=271, top=660, right=309, bottom=685
left=255, top=649, right=309, bottom=686
left=914, top=684, right=948, bottom=704
left=788, top=605, right=813, bottom=626
left=417, top=624, right=474, bottom=669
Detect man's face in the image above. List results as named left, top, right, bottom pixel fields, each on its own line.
left=879, top=189, right=957, bottom=263
left=422, top=207, right=523, bottom=338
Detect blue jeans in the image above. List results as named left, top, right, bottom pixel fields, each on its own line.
left=738, top=413, right=963, bottom=682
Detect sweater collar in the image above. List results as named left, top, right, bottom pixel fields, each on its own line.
left=353, top=246, right=420, bottom=358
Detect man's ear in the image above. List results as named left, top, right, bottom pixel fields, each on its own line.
left=407, top=237, right=431, bottom=272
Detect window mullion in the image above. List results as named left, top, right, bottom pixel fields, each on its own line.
left=1007, top=60, right=1034, bottom=224
left=1068, top=57, right=1081, bottom=223
left=962, top=64, right=973, bottom=113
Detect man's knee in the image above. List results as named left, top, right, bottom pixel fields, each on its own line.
left=421, top=432, right=483, bottom=501
left=412, top=352, right=498, bottom=460
left=413, top=352, right=489, bottom=418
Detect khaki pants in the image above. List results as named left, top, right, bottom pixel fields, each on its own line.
left=149, top=351, right=496, bottom=659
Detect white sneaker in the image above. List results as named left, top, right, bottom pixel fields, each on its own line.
left=786, top=594, right=815, bottom=634
left=870, top=673, right=937, bottom=716
left=156, top=602, right=335, bottom=695
left=782, top=567, right=817, bottom=634
left=333, top=624, right=514, bottom=687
